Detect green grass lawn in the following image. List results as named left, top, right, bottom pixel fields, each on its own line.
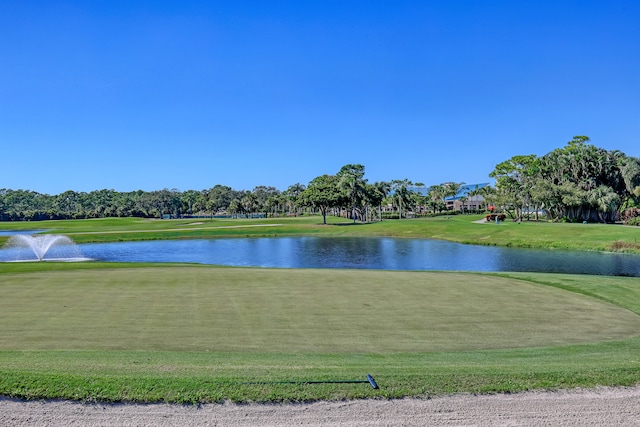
left=2, top=263, right=640, bottom=403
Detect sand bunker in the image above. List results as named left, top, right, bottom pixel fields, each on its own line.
left=3, top=386, right=640, bottom=426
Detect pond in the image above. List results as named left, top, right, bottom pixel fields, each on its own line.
left=76, top=237, right=640, bottom=277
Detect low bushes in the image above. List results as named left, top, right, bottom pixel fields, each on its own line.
left=622, top=208, right=640, bottom=226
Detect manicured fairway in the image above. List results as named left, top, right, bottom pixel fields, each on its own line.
left=2, top=266, right=639, bottom=352
left=2, top=263, right=640, bottom=403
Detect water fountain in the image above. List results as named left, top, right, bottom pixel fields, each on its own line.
left=1, top=234, right=89, bottom=262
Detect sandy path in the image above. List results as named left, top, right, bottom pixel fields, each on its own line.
left=3, top=386, right=640, bottom=426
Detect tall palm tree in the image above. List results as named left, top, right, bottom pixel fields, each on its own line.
left=241, top=192, right=258, bottom=218
left=427, top=184, right=446, bottom=213
left=391, top=179, right=414, bottom=219
left=365, top=181, right=390, bottom=221
left=285, top=183, right=306, bottom=216
left=444, top=182, right=465, bottom=211
left=466, top=184, right=482, bottom=213
left=228, top=199, right=241, bottom=219
left=337, top=164, right=367, bottom=223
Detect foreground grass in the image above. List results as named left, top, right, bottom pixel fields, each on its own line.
left=2, top=215, right=640, bottom=253
left=3, top=341, right=640, bottom=403
left=1, top=263, right=640, bottom=403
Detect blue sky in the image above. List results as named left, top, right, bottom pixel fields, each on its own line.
left=1, top=1, right=639, bottom=194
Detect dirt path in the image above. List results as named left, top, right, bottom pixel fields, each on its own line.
left=3, top=386, right=640, bottom=426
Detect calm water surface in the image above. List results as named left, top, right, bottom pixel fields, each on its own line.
left=77, top=237, right=640, bottom=277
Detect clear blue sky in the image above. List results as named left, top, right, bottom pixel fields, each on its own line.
left=2, top=1, right=639, bottom=194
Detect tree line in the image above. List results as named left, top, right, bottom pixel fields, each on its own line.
left=0, top=186, right=289, bottom=221
left=3, top=136, right=639, bottom=223
left=488, top=136, right=640, bottom=223
left=0, top=163, right=469, bottom=222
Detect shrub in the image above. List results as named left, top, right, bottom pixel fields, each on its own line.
left=628, top=217, right=640, bottom=227
left=622, top=208, right=640, bottom=226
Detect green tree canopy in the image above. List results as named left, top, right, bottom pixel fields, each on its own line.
left=491, top=136, right=640, bottom=222
left=299, top=174, right=342, bottom=224
left=337, top=164, right=367, bottom=223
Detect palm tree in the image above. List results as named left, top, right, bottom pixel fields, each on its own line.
left=466, top=184, right=482, bottom=213
left=180, top=190, right=201, bottom=216
left=620, top=156, right=640, bottom=207
left=228, top=199, right=241, bottom=219
left=459, top=196, right=468, bottom=214
left=391, top=179, right=414, bottom=219
left=427, top=185, right=446, bottom=213
left=365, top=181, right=390, bottom=221
left=285, top=183, right=306, bottom=216
left=444, top=182, right=465, bottom=211
left=241, top=192, right=258, bottom=218
left=412, top=182, right=426, bottom=215
left=337, top=164, right=367, bottom=223
left=588, top=185, right=620, bottom=223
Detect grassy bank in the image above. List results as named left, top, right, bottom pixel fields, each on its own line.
left=1, top=263, right=640, bottom=403
left=2, top=215, right=640, bottom=253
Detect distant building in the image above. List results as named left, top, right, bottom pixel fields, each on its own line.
left=444, top=183, right=490, bottom=211
left=385, top=182, right=491, bottom=215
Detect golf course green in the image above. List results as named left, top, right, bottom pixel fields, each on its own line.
left=1, top=216, right=640, bottom=403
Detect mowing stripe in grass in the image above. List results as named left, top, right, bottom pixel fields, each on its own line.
left=1, top=267, right=639, bottom=353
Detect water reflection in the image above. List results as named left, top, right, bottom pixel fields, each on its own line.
left=74, top=237, right=640, bottom=277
